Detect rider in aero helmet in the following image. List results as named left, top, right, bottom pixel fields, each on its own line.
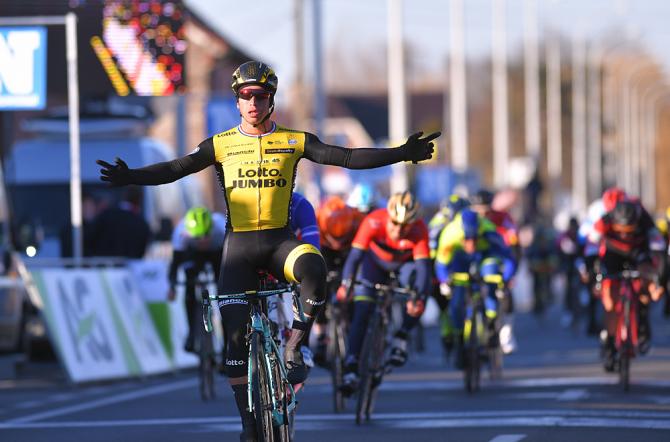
left=347, top=183, right=376, bottom=214
left=231, top=61, right=279, bottom=125
left=184, top=207, right=213, bottom=238
left=387, top=190, right=420, bottom=225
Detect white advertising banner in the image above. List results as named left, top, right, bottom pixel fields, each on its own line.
left=101, top=268, right=171, bottom=375
left=127, top=259, right=170, bottom=303
left=170, top=280, right=198, bottom=369
left=130, top=260, right=197, bottom=368
left=33, top=269, right=129, bottom=382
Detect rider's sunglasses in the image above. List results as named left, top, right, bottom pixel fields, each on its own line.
left=238, top=88, right=272, bottom=101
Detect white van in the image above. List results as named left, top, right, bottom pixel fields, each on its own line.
left=4, top=119, right=202, bottom=258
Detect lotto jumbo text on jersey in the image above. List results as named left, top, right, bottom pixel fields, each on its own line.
left=213, top=124, right=304, bottom=232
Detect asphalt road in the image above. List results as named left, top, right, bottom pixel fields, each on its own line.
left=1, top=299, right=670, bottom=442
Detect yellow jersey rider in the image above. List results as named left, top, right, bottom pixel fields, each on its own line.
left=98, top=61, right=439, bottom=442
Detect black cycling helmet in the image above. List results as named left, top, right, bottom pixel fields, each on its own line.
left=470, top=189, right=494, bottom=207
left=231, top=61, right=278, bottom=95
left=611, top=201, right=639, bottom=233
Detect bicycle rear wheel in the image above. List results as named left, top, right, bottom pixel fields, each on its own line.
left=250, top=333, right=275, bottom=442
left=356, top=312, right=381, bottom=425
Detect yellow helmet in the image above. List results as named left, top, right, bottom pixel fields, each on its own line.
left=231, top=61, right=278, bottom=95
left=387, top=191, right=420, bottom=225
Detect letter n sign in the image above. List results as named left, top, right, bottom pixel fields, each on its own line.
left=0, top=27, right=47, bottom=110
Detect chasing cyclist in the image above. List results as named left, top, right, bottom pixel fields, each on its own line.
left=434, top=208, right=516, bottom=369
left=312, top=194, right=365, bottom=365
left=470, top=188, right=520, bottom=353
left=428, top=194, right=470, bottom=358
left=98, top=60, right=438, bottom=441
left=337, top=191, right=431, bottom=393
left=587, top=199, right=665, bottom=371
left=168, top=207, right=226, bottom=354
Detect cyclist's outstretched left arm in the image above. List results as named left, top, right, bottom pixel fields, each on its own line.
left=303, top=131, right=439, bottom=168
left=98, top=139, right=215, bottom=186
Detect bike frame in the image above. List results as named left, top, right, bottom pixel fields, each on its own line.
left=203, top=283, right=304, bottom=429
left=613, top=270, right=640, bottom=356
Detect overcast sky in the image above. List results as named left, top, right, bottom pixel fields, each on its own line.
left=187, top=0, right=670, bottom=95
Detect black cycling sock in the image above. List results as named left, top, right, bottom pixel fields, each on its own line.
left=395, top=329, right=409, bottom=340
left=231, top=384, right=255, bottom=429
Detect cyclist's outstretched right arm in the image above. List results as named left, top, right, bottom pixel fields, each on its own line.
left=98, top=139, right=215, bottom=186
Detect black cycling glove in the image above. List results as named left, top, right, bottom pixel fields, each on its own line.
left=97, top=157, right=132, bottom=186
left=400, top=131, right=440, bottom=163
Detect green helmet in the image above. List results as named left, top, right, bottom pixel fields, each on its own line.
left=184, top=207, right=212, bottom=238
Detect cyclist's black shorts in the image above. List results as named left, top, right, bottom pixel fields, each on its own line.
left=218, top=227, right=326, bottom=377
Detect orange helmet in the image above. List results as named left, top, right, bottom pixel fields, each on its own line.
left=317, top=196, right=358, bottom=249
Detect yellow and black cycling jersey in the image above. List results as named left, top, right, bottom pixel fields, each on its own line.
left=121, top=122, right=410, bottom=232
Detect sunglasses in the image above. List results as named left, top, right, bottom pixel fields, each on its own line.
left=238, top=88, right=272, bottom=101
left=390, top=220, right=411, bottom=230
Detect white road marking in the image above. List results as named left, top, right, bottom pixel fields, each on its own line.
left=4, top=378, right=197, bottom=424
left=556, top=389, right=589, bottom=401
left=3, top=410, right=670, bottom=431
left=14, top=401, right=43, bottom=410
left=489, top=435, right=527, bottom=442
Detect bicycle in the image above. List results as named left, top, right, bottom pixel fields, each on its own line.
left=203, top=272, right=303, bottom=441
left=455, top=263, right=501, bottom=393
left=599, top=265, right=647, bottom=392
left=176, top=263, right=218, bottom=402
left=350, top=278, right=416, bottom=425
left=325, top=270, right=348, bottom=413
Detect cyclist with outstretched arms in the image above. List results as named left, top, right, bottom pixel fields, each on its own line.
left=97, top=61, right=438, bottom=442
left=434, top=209, right=517, bottom=369
left=336, top=191, right=431, bottom=393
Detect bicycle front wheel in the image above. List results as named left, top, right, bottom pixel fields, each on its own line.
left=250, top=333, right=275, bottom=442
left=356, top=312, right=380, bottom=425
left=619, top=301, right=632, bottom=392
left=464, top=311, right=481, bottom=393
left=270, top=351, right=293, bottom=442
